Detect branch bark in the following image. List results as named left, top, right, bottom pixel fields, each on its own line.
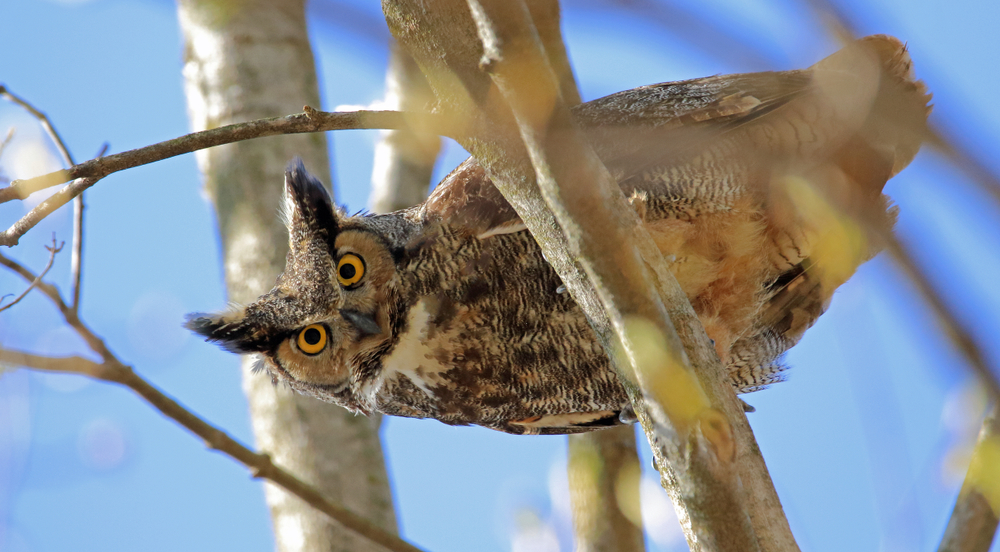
left=0, top=108, right=445, bottom=205
left=0, top=108, right=449, bottom=247
left=938, top=406, right=1000, bottom=552
left=526, top=4, right=646, bottom=550
left=176, top=1, right=397, bottom=550
left=0, top=250, right=426, bottom=552
left=0, top=347, right=426, bottom=552
left=0, top=237, right=62, bottom=313
left=369, top=43, right=441, bottom=214
left=382, top=1, right=797, bottom=550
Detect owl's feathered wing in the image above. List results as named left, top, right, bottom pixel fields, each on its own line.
left=188, top=35, right=931, bottom=436
left=421, top=34, right=930, bottom=398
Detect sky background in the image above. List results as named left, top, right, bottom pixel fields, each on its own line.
left=1, top=0, right=999, bottom=551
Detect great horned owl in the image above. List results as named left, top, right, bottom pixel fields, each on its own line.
left=188, top=35, right=930, bottom=435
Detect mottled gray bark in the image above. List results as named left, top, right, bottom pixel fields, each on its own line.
left=176, top=1, right=396, bottom=551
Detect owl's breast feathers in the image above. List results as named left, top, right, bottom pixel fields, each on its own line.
left=358, top=35, right=928, bottom=433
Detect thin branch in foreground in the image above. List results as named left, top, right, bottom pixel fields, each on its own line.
left=0, top=176, right=100, bottom=247
left=0, top=108, right=450, bottom=205
left=0, top=348, right=427, bottom=552
left=70, top=143, right=108, bottom=312
left=0, top=84, right=77, bottom=166
left=0, top=85, right=98, bottom=311
left=0, top=127, right=14, bottom=161
left=938, top=405, right=1000, bottom=552
left=0, top=236, right=63, bottom=313
left=0, top=253, right=427, bottom=552
left=0, top=109, right=451, bottom=248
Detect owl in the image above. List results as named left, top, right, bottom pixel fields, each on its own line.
left=187, top=35, right=930, bottom=435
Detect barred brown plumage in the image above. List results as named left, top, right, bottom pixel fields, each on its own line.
left=187, top=35, right=930, bottom=435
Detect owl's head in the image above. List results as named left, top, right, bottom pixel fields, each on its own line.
left=186, top=160, right=407, bottom=394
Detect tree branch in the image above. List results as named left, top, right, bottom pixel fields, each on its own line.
left=0, top=176, right=101, bottom=247
left=0, top=84, right=91, bottom=309
left=938, top=406, right=1000, bottom=552
left=0, top=236, right=62, bottom=313
left=0, top=84, right=77, bottom=166
left=465, top=4, right=760, bottom=549
left=0, top=347, right=427, bottom=552
left=0, top=251, right=428, bottom=552
left=368, top=43, right=442, bottom=213
left=382, top=1, right=800, bottom=549
left=0, top=108, right=452, bottom=248
left=0, top=108, right=450, bottom=205
left=528, top=4, right=646, bottom=550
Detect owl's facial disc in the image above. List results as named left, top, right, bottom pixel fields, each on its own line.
left=188, top=160, right=401, bottom=392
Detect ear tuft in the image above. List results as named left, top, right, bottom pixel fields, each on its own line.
left=283, top=158, right=338, bottom=237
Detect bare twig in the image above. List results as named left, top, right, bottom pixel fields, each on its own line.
left=0, top=84, right=77, bottom=166
left=0, top=236, right=63, bottom=313
left=71, top=190, right=84, bottom=309
left=70, top=143, right=108, bottom=312
left=0, top=127, right=15, bottom=185
left=0, top=253, right=427, bottom=552
left=0, top=127, right=14, bottom=159
left=0, top=108, right=450, bottom=205
left=938, top=405, right=1000, bottom=552
left=0, top=176, right=100, bottom=247
left=0, top=347, right=427, bottom=552
left=0, top=109, right=452, bottom=248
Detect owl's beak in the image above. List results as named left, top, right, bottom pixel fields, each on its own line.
left=339, top=309, right=382, bottom=336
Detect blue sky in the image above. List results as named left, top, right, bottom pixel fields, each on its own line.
left=1, top=0, right=999, bottom=551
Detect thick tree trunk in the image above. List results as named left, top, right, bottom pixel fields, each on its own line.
left=176, top=1, right=397, bottom=551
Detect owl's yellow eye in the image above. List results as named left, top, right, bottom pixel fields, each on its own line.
left=337, top=253, right=365, bottom=287
left=297, top=324, right=327, bottom=355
